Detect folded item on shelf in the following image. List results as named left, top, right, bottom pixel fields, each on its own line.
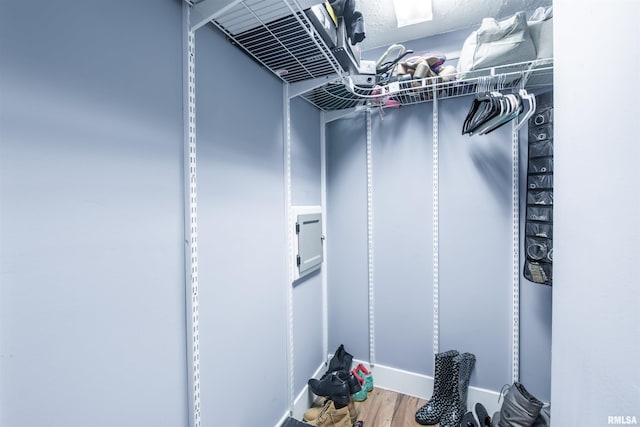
left=458, top=11, right=537, bottom=76
left=528, top=6, right=553, bottom=59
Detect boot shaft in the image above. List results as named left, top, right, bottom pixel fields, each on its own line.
left=433, top=350, right=460, bottom=395
left=456, top=353, right=476, bottom=411
left=439, top=352, right=476, bottom=427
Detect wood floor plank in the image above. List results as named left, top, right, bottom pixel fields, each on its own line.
left=357, top=388, right=397, bottom=427
left=355, top=387, right=436, bottom=427
left=306, top=388, right=438, bottom=426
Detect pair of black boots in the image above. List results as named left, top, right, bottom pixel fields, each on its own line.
left=415, top=350, right=476, bottom=427
left=308, top=345, right=362, bottom=407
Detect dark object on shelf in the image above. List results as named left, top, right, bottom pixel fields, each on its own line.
left=305, top=3, right=338, bottom=48
left=331, top=18, right=360, bottom=74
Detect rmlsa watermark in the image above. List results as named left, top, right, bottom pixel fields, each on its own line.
left=608, top=415, right=638, bottom=425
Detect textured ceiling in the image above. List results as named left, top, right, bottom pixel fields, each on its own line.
left=357, top=0, right=553, bottom=50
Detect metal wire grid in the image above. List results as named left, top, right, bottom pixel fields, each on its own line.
left=210, top=0, right=345, bottom=83
left=300, top=60, right=554, bottom=111
left=301, top=81, right=368, bottom=110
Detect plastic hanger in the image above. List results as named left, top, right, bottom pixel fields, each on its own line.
left=514, top=89, right=536, bottom=131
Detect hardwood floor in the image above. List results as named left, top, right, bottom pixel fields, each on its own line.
left=308, top=387, right=436, bottom=427
left=355, top=387, right=432, bottom=427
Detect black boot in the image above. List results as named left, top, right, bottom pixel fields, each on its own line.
left=344, top=370, right=362, bottom=394
left=491, top=382, right=543, bottom=427
left=323, top=345, right=353, bottom=379
left=415, top=350, right=460, bottom=425
left=308, top=371, right=350, bottom=406
left=440, top=352, right=475, bottom=427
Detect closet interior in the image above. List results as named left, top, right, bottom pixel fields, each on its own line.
left=2, top=1, right=638, bottom=427
left=186, top=0, right=554, bottom=426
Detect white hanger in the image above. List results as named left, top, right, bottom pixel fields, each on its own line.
left=514, top=89, right=537, bottom=131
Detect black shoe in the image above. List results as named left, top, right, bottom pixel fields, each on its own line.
left=343, top=370, right=362, bottom=394
left=461, top=411, right=479, bottom=427
left=474, top=403, right=491, bottom=427
left=308, top=371, right=350, bottom=406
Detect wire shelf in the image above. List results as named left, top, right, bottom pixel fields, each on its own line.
left=301, top=59, right=554, bottom=111
left=208, top=0, right=345, bottom=84
left=193, top=1, right=553, bottom=110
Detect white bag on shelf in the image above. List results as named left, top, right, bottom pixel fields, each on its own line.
left=458, top=11, right=537, bottom=75
left=528, top=7, right=554, bottom=60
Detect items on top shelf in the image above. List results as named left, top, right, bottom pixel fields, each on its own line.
left=301, top=59, right=553, bottom=112
left=458, top=7, right=553, bottom=78
left=197, top=0, right=553, bottom=111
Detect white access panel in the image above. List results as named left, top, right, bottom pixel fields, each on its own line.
left=292, top=205, right=324, bottom=281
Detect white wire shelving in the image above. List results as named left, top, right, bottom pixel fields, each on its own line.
left=190, top=0, right=553, bottom=111
left=189, top=0, right=345, bottom=84
left=302, top=59, right=554, bottom=111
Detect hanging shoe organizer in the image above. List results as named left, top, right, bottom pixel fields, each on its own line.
left=523, top=92, right=554, bottom=285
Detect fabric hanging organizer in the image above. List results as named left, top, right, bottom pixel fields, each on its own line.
left=524, top=92, right=553, bottom=285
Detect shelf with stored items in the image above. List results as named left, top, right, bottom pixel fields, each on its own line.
left=301, top=58, right=553, bottom=111
left=187, top=0, right=553, bottom=112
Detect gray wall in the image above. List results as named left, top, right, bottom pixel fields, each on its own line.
left=0, top=1, right=187, bottom=426
left=290, top=97, right=324, bottom=394
left=552, top=0, right=640, bottom=424
left=438, top=96, right=514, bottom=393
left=194, top=24, right=289, bottom=427
left=326, top=97, right=553, bottom=400
left=370, top=104, right=434, bottom=374
left=326, top=114, right=370, bottom=361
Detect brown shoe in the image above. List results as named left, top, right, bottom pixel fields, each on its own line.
left=310, top=400, right=352, bottom=427
left=304, top=398, right=359, bottom=425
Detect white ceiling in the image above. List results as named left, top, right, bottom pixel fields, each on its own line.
left=357, top=0, right=553, bottom=50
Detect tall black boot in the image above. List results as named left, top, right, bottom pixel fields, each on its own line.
left=415, top=350, right=459, bottom=425
left=440, top=352, right=476, bottom=427
left=491, top=382, right=543, bottom=427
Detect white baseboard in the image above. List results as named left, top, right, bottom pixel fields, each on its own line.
left=354, top=359, right=502, bottom=416
left=274, top=411, right=290, bottom=427
left=276, top=357, right=503, bottom=426
left=291, top=361, right=327, bottom=420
